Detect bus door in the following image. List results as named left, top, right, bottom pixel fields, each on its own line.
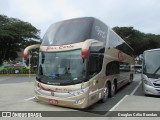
left=88, top=52, right=104, bottom=102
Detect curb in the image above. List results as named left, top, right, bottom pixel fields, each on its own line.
left=0, top=74, right=36, bottom=76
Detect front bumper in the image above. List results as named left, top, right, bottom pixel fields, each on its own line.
left=35, top=89, right=89, bottom=109
left=142, top=83, right=160, bottom=95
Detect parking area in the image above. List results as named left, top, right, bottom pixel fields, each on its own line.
left=0, top=74, right=160, bottom=117
left=0, top=77, right=71, bottom=111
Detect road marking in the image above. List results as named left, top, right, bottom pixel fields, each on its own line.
left=130, top=81, right=142, bottom=95
left=24, top=96, right=35, bottom=101
left=108, top=95, right=128, bottom=112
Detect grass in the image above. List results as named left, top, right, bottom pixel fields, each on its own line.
left=0, top=66, right=5, bottom=71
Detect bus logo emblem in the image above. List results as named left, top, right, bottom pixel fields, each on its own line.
left=51, top=92, right=55, bottom=96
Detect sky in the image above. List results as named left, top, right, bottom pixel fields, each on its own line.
left=0, top=0, right=160, bottom=38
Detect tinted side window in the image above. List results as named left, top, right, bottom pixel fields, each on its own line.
left=106, top=62, right=119, bottom=76
left=108, top=30, right=134, bottom=56
left=91, top=19, right=108, bottom=44
left=88, top=54, right=103, bottom=77
left=120, top=63, right=131, bottom=72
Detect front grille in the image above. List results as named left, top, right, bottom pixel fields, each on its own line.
left=153, top=83, right=160, bottom=87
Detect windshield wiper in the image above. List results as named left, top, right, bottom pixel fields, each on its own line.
left=38, top=64, right=43, bottom=75
left=153, top=65, right=160, bottom=76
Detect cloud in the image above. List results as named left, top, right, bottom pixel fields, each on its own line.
left=0, top=0, right=160, bottom=37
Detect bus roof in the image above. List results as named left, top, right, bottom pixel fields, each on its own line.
left=42, top=17, right=109, bottom=46
left=42, top=17, right=134, bottom=54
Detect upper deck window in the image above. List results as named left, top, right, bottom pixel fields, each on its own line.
left=42, top=18, right=93, bottom=46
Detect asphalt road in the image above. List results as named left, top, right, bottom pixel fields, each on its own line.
left=0, top=74, right=144, bottom=116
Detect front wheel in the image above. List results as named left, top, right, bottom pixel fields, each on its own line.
left=101, top=83, right=109, bottom=103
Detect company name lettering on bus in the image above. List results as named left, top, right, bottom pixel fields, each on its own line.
left=54, top=88, right=73, bottom=92
left=59, top=44, right=74, bottom=49
left=46, top=45, right=74, bottom=51
left=95, top=26, right=106, bottom=39
left=46, top=46, right=57, bottom=51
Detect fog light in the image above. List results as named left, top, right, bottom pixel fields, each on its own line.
left=75, top=98, right=85, bottom=104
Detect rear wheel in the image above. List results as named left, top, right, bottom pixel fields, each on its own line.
left=101, top=83, right=109, bottom=103
left=110, top=81, right=116, bottom=97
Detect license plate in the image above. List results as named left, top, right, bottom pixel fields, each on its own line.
left=48, top=99, right=58, bottom=104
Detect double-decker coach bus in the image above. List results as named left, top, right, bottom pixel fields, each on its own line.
left=24, top=17, right=134, bottom=108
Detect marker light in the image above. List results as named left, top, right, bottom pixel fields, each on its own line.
left=81, top=49, right=89, bottom=59
left=23, top=54, right=28, bottom=60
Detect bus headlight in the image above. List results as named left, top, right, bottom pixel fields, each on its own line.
left=143, top=79, right=153, bottom=86
left=69, top=87, right=89, bottom=96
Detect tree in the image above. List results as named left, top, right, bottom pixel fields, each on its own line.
left=0, top=15, right=40, bottom=64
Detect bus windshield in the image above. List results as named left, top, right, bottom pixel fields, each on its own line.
left=42, top=18, right=93, bottom=46
left=144, top=50, right=160, bottom=78
left=37, top=49, right=87, bottom=85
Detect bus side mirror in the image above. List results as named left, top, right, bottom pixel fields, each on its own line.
left=143, top=65, right=146, bottom=73
left=23, top=44, right=40, bottom=60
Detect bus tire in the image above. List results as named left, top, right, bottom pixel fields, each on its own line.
left=144, top=93, right=150, bottom=97
left=110, top=81, right=116, bottom=97
left=101, top=83, right=109, bottom=103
